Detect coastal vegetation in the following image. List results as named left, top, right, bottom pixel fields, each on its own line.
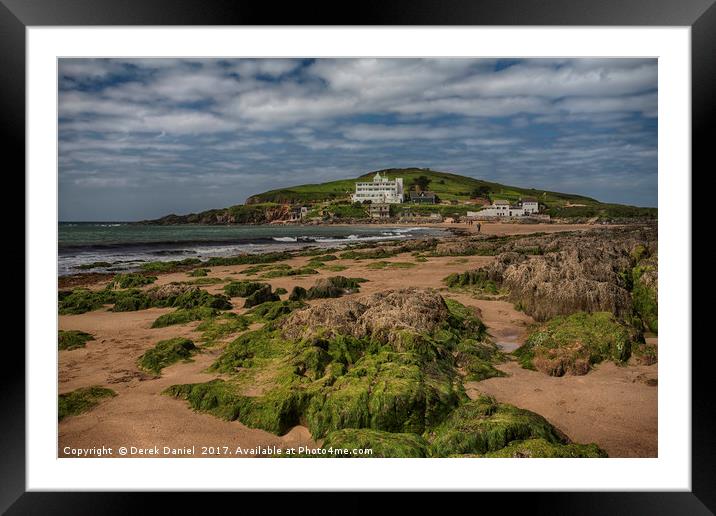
left=197, top=313, right=250, bottom=345
left=288, top=276, right=366, bottom=301
left=245, top=300, right=306, bottom=322
left=223, top=281, right=269, bottom=298
left=151, top=307, right=218, bottom=328
left=59, top=386, right=116, bottom=421
left=444, top=269, right=500, bottom=295
left=107, top=273, right=157, bottom=289
left=58, top=330, right=95, bottom=350
left=138, top=337, right=198, bottom=374
left=140, top=258, right=202, bottom=273
left=60, top=284, right=233, bottom=315
left=244, top=284, right=281, bottom=308
left=482, top=438, right=607, bottom=458
left=514, top=312, right=636, bottom=376
left=364, top=261, right=416, bottom=270
left=320, top=429, right=429, bottom=458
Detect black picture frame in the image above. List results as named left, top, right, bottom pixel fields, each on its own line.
left=4, top=0, right=711, bottom=513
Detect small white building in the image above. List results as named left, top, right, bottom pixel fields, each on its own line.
left=521, top=198, right=539, bottom=214
left=471, top=198, right=540, bottom=218
left=352, top=172, right=404, bottom=204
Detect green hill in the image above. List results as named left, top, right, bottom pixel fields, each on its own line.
left=247, top=167, right=601, bottom=206
left=142, top=168, right=656, bottom=224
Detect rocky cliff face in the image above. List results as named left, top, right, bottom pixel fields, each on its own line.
left=140, top=204, right=294, bottom=225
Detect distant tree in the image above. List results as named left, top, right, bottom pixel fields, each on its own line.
left=411, top=175, right=432, bottom=192
left=471, top=186, right=491, bottom=198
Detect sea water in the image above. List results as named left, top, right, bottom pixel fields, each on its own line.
left=58, top=222, right=446, bottom=276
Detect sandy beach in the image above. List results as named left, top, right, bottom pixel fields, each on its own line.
left=58, top=222, right=657, bottom=458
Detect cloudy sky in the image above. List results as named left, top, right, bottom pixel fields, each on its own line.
left=59, top=58, right=657, bottom=221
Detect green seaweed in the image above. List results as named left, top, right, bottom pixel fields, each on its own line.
left=138, top=337, right=197, bottom=374
left=289, top=276, right=367, bottom=301
left=444, top=269, right=499, bottom=294
left=58, top=386, right=116, bottom=421
left=514, top=312, right=635, bottom=376
left=339, top=248, right=399, bottom=260
left=58, top=288, right=115, bottom=315
left=244, top=285, right=280, bottom=308
left=107, top=273, right=157, bottom=289
left=58, top=330, right=95, bottom=350
left=259, top=267, right=319, bottom=279
left=151, top=307, right=218, bottom=328
left=483, top=438, right=608, bottom=458
left=364, top=261, right=417, bottom=270
left=632, top=266, right=658, bottom=333
left=140, top=258, right=202, bottom=273
left=425, top=395, right=566, bottom=456
left=223, top=281, right=269, bottom=298
left=245, top=300, right=306, bottom=322
left=320, top=428, right=429, bottom=458
left=197, top=313, right=250, bottom=345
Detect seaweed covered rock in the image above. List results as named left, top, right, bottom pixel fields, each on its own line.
left=165, top=379, right=311, bottom=435
left=514, top=312, right=637, bottom=376
left=483, top=438, right=607, bottom=458
left=144, top=283, right=230, bottom=310
left=288, top=286, right=307, bottom=301
left=304, top=348, right=464, bottom=437
left=444, top=269, right=500, bottom=295
left=168, top=291, right=495, bottom=440
left=59, top=288, right=116, bottom=314
left=146, top=283, right=195, bottom=302
left=289, top=276, right=366, bottom=301
left=151, top=306, right=218, bottom=328
left=630, top=249, right=658, bottom=333
left=138, top=337, right=197, bottom=374
left=245, top=300, right=306, bottom=322
left=107, top=273, right=157, bottom=289
left=425, top=395, right=568, bottom=456
left=432, top=236, right=510, bottom=257
left=339, top=247, right=398, bottom=260
left=224, top=281, right=270, bottom=298
left=453, top=226, right=657, bottom=322
left=282, top=288, right=467, bottom=345
left=59, top=386, right=116, bottom=421
left=58, top=330, right=95, bottom=350
left=111, top=289, right=153, bottom=312
left=321, top=429, right=429, bottom=458
left=243, top=284, right=280, bottom=308
left=196, top=313, right=250, bottom=344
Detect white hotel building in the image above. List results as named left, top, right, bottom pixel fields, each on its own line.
left=352, top=173, right=404, bottom=204
left=468, top=198, right=540, bottom=218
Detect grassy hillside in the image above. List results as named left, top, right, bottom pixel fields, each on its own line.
left=142, top=168, right=656, bottom=224
left=246, top=167, right=600, bottom=206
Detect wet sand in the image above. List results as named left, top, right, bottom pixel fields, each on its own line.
left=58, top=222, right=657, bottom=458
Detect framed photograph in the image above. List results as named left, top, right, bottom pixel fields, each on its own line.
left=6, top=0, right=710, bottom=512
